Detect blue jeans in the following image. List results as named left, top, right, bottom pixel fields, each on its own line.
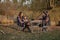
left=42, top=20, right=47, bottom=31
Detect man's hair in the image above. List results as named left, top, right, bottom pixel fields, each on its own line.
left=43, top=10, right=48, bottom=15
left=45, top=10, right=48, bottom=13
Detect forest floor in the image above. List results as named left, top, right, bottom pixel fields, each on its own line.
left=0, top=24, right=60, bottom=40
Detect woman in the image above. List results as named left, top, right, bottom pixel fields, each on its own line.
left=17, top=12, right=25, bottom=27
left=17, top=12, right=31, bottom=32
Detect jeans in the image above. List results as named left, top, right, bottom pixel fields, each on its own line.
left=22, top=22, right=31, bottom=32
left=42, top=20, right=47, bottom=31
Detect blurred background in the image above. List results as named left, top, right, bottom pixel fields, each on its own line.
left=0, top=0, right=60, bottom=26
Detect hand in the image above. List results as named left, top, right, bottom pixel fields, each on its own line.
left=46, top=17, right=49, bottom=22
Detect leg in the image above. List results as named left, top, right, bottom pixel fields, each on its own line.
left=22, top=26, right=26, bottom=31
left=42, top=24, right=47, bottom=32
left=26, top=26, right=31, bottom=32
left=42, top=21, right=46, bottom=31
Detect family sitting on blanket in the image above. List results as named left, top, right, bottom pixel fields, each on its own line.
left=17, top=11, right=50, bottom=32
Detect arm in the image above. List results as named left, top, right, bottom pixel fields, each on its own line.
left=46, top=16, right=49, bottom=22
left=18, top=16, right=24, bottom=23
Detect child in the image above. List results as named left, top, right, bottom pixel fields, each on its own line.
left=22, top=16, right=31, bottom=32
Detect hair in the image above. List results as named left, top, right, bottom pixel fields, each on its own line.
left=45, top=10, right=48, bottom=13
left=43, top=11, right=47, bottom=16
left=18, top=12, right=22, bottom=16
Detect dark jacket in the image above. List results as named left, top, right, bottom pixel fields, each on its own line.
left=17, top=16, right=24, bottom=27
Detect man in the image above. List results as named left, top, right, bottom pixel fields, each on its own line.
left=42, top=10, right=50, bottom=32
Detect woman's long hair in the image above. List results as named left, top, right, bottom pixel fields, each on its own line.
left=18, top=12, right=23, bottom=18
left=18, top=12, right=22, bottom=16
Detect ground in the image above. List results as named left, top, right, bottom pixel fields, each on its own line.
left=0, top=24, right=60, bottom=40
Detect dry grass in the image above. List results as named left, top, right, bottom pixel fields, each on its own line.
left=0, top=25, right=60, bottom=40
